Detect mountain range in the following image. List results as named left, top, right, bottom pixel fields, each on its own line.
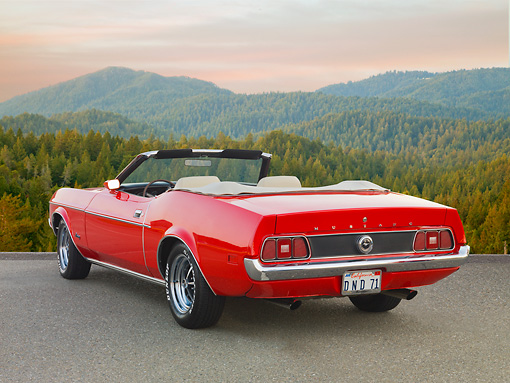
left=317, top=68, right=510, bottom=117
left=0, top=66, right=508, bottom=143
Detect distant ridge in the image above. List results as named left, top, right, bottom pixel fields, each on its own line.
left=0, top=67, right=232, bottom=117
left=317, top=68, right=510, bottom=117
left=1, top=67, right=508, bottom=140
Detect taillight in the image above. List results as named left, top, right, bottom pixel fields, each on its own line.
left=414, top=231, right=426, bottom=251
left=277, top=238, right=292, bottom=259
left=426, top=232, right=439, bottom=250
left=439, top=230, right=453, bottom=249
left=414, top=229, right=454, bottom=251
left=261, top=239, right=276, bottom=261
left=293, top=237, right=308, bottom=258
left=260, top=236, right=310, bottom=262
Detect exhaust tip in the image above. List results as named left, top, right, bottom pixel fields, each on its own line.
left=406, top=290, right=418, bottom=300
left=382, top=289, right=418, bottom=301
left=265, top=298, right=302, bottom=310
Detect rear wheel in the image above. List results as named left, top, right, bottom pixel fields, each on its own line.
left=349, top=293, right=401, bottom=312
left=57, top=221, right=91, bottom=279
left=165, top=244, right=225, bottom=329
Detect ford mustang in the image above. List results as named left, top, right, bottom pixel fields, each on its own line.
left=49, top=149, right=470, bottom=328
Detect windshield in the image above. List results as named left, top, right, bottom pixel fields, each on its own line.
left=123, top=156, right=264, bottom=185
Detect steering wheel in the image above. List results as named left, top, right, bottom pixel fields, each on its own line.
left=143, top=179, right=175, bottom=198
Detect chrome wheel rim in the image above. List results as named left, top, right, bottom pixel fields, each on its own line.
left=170, top=254, right=195, bottom=314
left=58, top=224, right=70, bottom=271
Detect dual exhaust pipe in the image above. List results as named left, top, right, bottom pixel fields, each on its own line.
left=265, top=298, right=302, bottom=310
left=266, top=288, right=417, bottom=310
left=381, top=288, right=418, bottom=300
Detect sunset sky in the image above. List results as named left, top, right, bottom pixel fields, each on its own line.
left=0, top=0, right=508, bottom=102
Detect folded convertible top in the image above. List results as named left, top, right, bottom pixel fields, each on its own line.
left=174, top=180, right=389, bottom=196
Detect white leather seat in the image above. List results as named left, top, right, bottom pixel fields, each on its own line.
left=257, top=176, right=301, bottom=188
left=174, top=176, right=220, bottom=189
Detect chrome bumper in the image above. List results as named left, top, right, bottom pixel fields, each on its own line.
left=244, top=245, right=470, bottom=281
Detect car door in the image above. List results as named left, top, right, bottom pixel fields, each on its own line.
left=85, top=189, right=152, bottom=275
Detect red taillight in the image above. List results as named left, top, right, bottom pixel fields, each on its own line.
left=414, top=230, right=454, bottom=252
left=261, top=239, right=276, bottom=261
left=261, top=237, right=310, bottom=262
left=440, top=230, right=453, bottom=249
left=414, top=231, right=426, bottom=251
left=293, top=237, right=308, bottom=258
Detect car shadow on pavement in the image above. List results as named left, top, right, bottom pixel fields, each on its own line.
left=81, top=263, right=427, bottom=339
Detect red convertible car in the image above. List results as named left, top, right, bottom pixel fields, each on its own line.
left=49, top=149, right=469, bottom=328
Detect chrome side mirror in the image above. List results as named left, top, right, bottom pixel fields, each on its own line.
left=104, top=179, right=120, bottom=190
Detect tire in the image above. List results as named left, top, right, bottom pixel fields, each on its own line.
left=57, top=221, right=91, bottom=279
left=349, top=293, right=401, bottom=312
left=165, top=244, right=225, bottom=329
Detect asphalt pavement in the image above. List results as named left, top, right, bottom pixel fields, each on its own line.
left=1, top=253, right=509, bottom=382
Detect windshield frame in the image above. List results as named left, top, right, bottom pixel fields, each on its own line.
left=115, top=149, right=272, bottom=185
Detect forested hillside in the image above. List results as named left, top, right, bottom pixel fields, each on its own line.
left=0, top=95, right=489, bottom=141
left=318, top=68, right=510, bottom=118
left=0, top=110, right=155, bottom=138
left=283, top=111, right=510, bottom=164
left=0, top=67, right=497, bottom=140
left=1, top=126, right=508, bottom=254
left=0, top=67, right=231, bottom=117
left=2, top=110, right=508, bottom=165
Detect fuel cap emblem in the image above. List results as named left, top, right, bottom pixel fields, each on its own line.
left=357, top=235, right=373, bottom=254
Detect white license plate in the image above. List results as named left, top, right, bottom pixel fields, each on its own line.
left=342, top=270, right=382, bottom=295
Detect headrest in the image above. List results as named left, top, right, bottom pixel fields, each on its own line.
left=174, top=176, right=221, bottom=189
left=257, top=176, right=302, bottom=188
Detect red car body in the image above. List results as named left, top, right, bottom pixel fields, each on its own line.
left=49, top=149, right=469, bottom=328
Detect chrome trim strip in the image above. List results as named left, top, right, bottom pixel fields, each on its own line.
left=142, top=150, right=159, bottom=158
left=192, top=149, right=223, bottom=153
left=51, top=202, right=151, bottom=228
left=244, top=245, right=470, bottom=281
left=142, top=199, right=154, bottom=273
left=49, top=201, right=83, bottom=212
left=85, top=210, right=151, bottom=229
left=84, top=258, right=166, bottom=287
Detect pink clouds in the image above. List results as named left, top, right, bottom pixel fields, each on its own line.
left=0, top=0, right=507, bottom=102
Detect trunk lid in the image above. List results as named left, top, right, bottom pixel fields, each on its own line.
left=223, top=191, right=448, bottom=234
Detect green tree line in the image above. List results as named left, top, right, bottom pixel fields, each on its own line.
left=1, top=126, right=508, bottom=254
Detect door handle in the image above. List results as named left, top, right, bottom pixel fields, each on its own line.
left=134, top=210, right=143, bottom=218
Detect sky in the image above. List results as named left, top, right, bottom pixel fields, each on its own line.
left=0, top=0, right=508, bottom=102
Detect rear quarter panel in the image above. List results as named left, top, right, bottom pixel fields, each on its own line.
left=143, top=191, right=276, bottom=296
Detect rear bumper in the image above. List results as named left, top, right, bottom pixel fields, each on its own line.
left=244, top=245, right=470, bottom=281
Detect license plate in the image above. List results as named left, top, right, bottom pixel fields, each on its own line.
left=342, top=270, right=382, bottom=295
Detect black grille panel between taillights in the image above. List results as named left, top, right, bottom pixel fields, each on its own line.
left=308, top=231, right=417, bottom=258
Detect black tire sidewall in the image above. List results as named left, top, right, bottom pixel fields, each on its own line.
left=164, top=243, right=225, bottom=329
left=165, top=245, right=196, bottom=321
left=56, top=220, right=90, bottom=279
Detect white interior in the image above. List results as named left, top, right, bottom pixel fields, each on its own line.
left=174, top=176, right=221, bottom=189
left=257, top=176, right=302, bottom=188
left=173, top=176, right=388, bottom=196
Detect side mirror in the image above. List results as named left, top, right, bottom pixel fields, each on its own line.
left=104, top=179, right=120, bottom=191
